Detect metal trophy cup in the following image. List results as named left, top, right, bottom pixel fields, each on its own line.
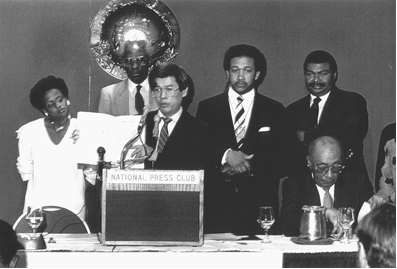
left=90, top=0, right=181, bottom=80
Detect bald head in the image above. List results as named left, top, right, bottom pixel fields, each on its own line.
left=308, top=136, right=343, bottom=159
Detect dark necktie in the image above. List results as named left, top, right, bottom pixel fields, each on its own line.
left=157, top=117, right=172, bottom=153
left=135, top=85, right=144, bottom=115
left=310, top=97, right=321, bottom=129
left=234, top=96, right=246, bottom=147
left=323, top=187, right=333, bottom=208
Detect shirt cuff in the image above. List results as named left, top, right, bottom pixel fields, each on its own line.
left=221, top=148, right=232, bottom=165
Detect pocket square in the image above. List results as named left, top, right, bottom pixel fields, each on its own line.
left=259, top=126, right=271, bottom=132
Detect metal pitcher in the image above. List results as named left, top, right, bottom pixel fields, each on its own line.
left=299, top=205, right=327, bottom=241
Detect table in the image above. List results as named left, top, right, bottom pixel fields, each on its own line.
left=16, top=233, right=359, bottom=268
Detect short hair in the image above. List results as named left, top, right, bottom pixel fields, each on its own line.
left=29, top=75, right=69, bottom=111
left=148, top=62, right=194, bottom=110
left=303, top=50, right=338, bottom=73
left=0, top=220, right=22, bottom=266
left=223, top=44, right=267, bottom=87
left=356, top=203, right=396, bottom=268
left=307, top=135, right=345, bottom=160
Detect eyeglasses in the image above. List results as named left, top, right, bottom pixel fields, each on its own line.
left=314, top=164, right=345, bottom=174
left=152, top=87, right=179, bottom=97
left=119, top=56, right=148, bottom=68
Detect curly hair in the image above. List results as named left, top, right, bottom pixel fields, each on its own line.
left=29, top=75, right=69, bottom=112
left=356, top=202, right=396, bottom=268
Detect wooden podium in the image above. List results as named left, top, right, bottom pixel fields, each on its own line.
left=101, top=169, right=204, bottom=246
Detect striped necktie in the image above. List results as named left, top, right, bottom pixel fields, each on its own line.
left=157, top=117, right=172, bottom=153
left=323, top=187, right=333, bottom=208
left=234, top=96, right=246, bottom=147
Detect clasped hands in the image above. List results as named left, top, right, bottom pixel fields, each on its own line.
left=221, top=150, right=253, bottom=176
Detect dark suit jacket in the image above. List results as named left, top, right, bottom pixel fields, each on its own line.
left=196, top=91, right=285, bottom=235
left=286, top=86, right=368, bottom=177
left=144, top=110, right=209, bottom=170
left=280, top=171, right=374, bottom=236
left=375, top=122, right=396, bottom=191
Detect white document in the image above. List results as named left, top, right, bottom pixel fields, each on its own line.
left=75, top=112, right=145, bottom=165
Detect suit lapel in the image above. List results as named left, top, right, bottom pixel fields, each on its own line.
left=217, top=93, right=238, bottom=148
left=305, top=175, right=322, bottom=205
left=318, top=87, right=339, bottom=128
left=115, top=79, right=130, bottom=115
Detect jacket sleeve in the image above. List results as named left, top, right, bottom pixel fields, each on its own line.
left=280, top=178, right=303, bottom=236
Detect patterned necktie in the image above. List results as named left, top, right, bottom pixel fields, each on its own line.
left=157, top=117, right=172, bottom=153
left=310, top=97, right=321, bottom=129
left=135, top=85, right=144, bottom=115
left=234, top=96, right=246, bottom=147
left=323, top=187, right=333, bottom=208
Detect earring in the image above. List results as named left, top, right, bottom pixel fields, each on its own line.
left=67, top=100, right=71, bottom=105
left=44, top=112, right=49, bottom=117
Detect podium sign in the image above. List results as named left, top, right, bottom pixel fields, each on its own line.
left=101, top=169, right=204, bottom=246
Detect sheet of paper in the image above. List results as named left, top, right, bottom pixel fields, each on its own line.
left=75, top=112, right=144, bottom=165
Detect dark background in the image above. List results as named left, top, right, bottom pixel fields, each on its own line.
left=0, top=0, right=395, bottom=225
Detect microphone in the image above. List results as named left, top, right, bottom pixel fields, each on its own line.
left=97, top=146, right=106, bottom=180
left=137, top=106, right=151, bottom=133
left=152, top=115, right=161, bottom=137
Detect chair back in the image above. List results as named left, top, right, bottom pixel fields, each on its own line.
left=13, top=206, right=90, bottom=234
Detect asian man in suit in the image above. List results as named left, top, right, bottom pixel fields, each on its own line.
left=196, top=44, right=285, bottom=235
left=286, top=50, right=369, bottom=178
left=144, top=62, right=209, bottom=171
left=281, top=135, right=374, bottom=237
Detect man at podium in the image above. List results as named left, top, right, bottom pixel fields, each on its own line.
left=144, top=62, right=210, bottom=170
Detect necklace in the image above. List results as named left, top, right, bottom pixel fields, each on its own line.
left=50, top=120, right=69, bottom=132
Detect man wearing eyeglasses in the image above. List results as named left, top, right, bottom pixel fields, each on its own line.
left=98, top=41, right=158, bottom=116
left=286, top=50, right=368, bottom=178
left=280, top=136, right=374, bottom=237
left=144, top=62, right=209, bottom=170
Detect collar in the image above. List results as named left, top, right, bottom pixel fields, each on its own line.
left=127, top=78, right=150, bottom=93
left=228, top=87, right=255, bottom=107
left=157, top=107, right=183, bottom=123
left=310, top=90, right=331, bottom=105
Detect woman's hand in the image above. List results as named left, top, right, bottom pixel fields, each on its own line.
left=71, top=129, right=80, bottom=144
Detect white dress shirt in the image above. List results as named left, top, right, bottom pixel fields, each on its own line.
left=315, top=184, right=335, bottom=206
left=221, top=87, right=255, bottom=164
left=128, top=78, right=152, bottom=115
left=154, top=108, right=183, bottom=151
left=310, top=91, right=330, bottom=124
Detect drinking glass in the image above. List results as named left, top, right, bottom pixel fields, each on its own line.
left=25, top=207, right=43, bottom=237
left=337, top=207, right=355, bottom=244
left=257, top=206, right=275, bottom=243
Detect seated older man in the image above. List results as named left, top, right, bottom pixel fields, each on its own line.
left=281, top=135, right=374, bottom=236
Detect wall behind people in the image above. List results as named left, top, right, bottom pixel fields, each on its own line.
left=0, top=0, right=394, bottom=225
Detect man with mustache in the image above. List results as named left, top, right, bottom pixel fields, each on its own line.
left=286, top=50, right=369, bottom=178
left=197, top=44, right=285, bottom=235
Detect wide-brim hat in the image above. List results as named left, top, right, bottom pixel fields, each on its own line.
left=90, top=0, right=180, bottom=80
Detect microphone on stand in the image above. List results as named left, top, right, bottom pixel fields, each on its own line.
left=97, top=146, right=106, bottom=180
left=152, top=115, right=161, bottom=138
left=137, top=106, right=151, bottom=133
